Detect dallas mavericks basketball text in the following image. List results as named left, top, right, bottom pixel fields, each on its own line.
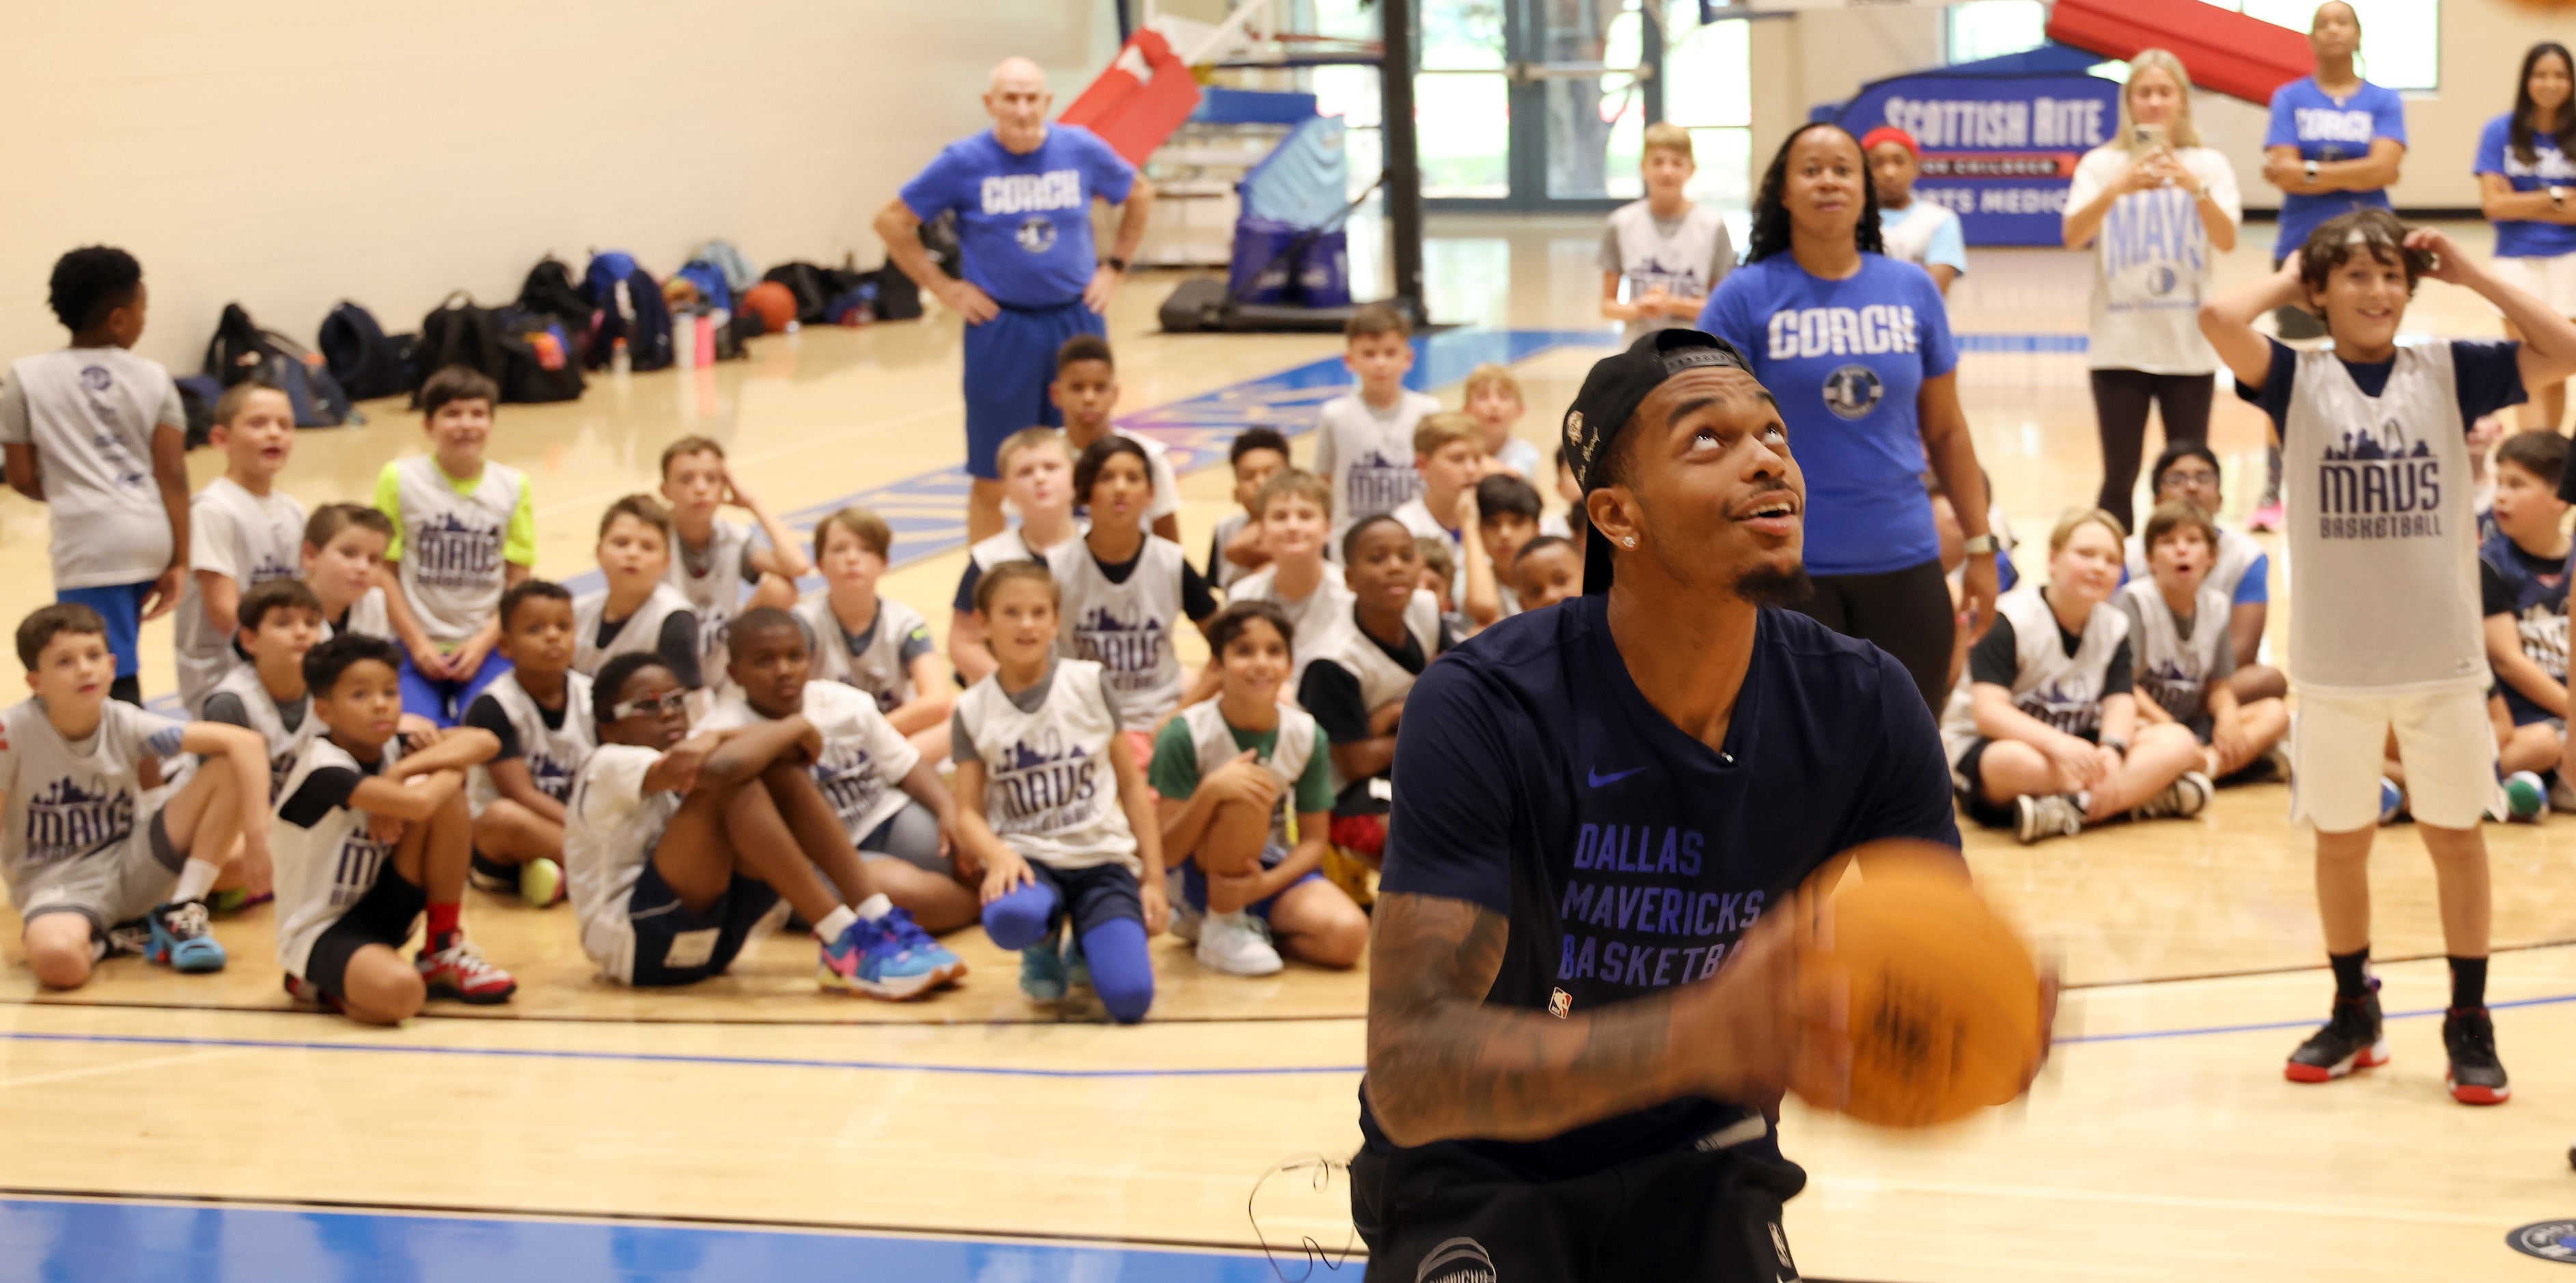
left=1555, top=823, right=1767, bottom=990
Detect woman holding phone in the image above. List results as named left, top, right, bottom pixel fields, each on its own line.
left=2063, top=49, right=2242, bottom=535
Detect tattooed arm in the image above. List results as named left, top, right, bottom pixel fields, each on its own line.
left=1361, top=889, right=1843, bottom=1148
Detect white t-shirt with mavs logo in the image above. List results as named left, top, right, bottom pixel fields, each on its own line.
left=381, top=455, right=527, bottom=645
left=699, top=682, right=919, bottom=847
left=175, top=477, right=309, bottom=713
left=1940, top=583, right=2132, bottom=767
left=0, top=348, right=184, bottom=588
left=1597, top=199, right=1735, bottom=343
left=462, top=670, right=596, bottom=818
left=271, top=736, right=402, bottom=978
left=952, top=657, right=1137, bottom=873
left=2067, top=145, right=2242, bottom=374
left=1699, top=254, right=1958, bottom=577
left=1312, top=389, right=1442, bottom=542
left=1046, top=535, right=1204, bottom=726
left=2245, top=339, right=2525, bottom=693
left=0, top=698, right=185, bottom=906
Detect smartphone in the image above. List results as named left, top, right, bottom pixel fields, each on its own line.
left=2133, top=124, right=2168, bottom=150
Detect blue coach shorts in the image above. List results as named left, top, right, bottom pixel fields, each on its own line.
left=56, top=581, right=152, bottom=678
left=961, top=299, right=1106, bottom=480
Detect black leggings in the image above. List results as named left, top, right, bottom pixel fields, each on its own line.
left=1790, top=558, right=1955, bottom=713
left=2090, top=369, right=2213, bottom=534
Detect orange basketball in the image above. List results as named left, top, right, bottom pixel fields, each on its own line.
left=742, top=281, right=798, bottom=333
left=1792, top=841, right=2043, bottom=1128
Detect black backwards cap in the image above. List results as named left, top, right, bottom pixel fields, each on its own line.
left=1562, top=329, right=1756, bottom=594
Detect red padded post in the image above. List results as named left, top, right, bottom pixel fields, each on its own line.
left=2045, top=0, right=2313, bottom=106
left=1060, top=29, right=1206, bottom=169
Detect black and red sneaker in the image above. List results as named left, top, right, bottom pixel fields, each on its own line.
left=2443, top=1007, right=2510, bottom=1105
left=2286, top=983, right=2388, bottom=1084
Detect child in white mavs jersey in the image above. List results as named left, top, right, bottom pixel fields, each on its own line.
left=1, top=247, right=191, bottom=707
left=174, top=383, right=307, bottom=714
left=2204, top=208, right=2576, bottom=1105
left=950, top=428, right=1083, bottom=687
left=4, top=605, right=276, bottom=988
left=374, top=368, right=535, bottom=727
left=1941, top=510, right=2208, bottom=845
left=2116, top=502, right=2289, bottom=784
left=658, top=436, right=807, bottom=693
left=1600, top=123, right=1734, bottom=342
left=462, top=581, right=594, bottom=909
left=952, top=562, right=1167, bottom=1021
left=571, top=495, right=701, bottom=688
left=1049, top=437, right=1218, bottom=756
left=800, top=506, right=953, bottom=765
left=1313, top=305, right=1441, bottom=547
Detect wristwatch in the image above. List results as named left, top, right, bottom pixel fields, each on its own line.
left=1104, top=256, right=1129, bottom=273
left=2553, top=187, right=2568, bottom=211
left=2303, top=159, right=2321, bottom=185
left=1962, top=534, right=1999, bottom=555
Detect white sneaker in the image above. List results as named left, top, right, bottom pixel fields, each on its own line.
left=1195, top=910, right=1284, bottom=976
left=1166, top=868, right=1202, bottom=944
left=2135, top=770, right=2213, bottom=821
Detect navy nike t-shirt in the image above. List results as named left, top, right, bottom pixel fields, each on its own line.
left=1361, top=596, right=1960, bottom=1179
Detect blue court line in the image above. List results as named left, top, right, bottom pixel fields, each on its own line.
left=1955, top=333, right=2088, bottom=353
left=0, top=1027, right=1366, bottom=1079
left=0, top=1196, right=1290, bottom=1283
left=8, top=989, right=2573, bottom=1077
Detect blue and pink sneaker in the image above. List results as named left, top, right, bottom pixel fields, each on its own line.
left=818, top=908, right=966, bottom=1000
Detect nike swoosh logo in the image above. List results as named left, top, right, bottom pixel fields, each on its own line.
left=1588, top=766, right=1645, bottom=788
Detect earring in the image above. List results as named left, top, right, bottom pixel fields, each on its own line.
left=1624, top=537, right=1635, bottom=547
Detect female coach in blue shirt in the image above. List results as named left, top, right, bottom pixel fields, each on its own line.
left=1698, top=122, right=1998, bottom=711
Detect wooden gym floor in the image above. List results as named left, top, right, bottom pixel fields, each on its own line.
left=3, top=219, right=2575, bottom=1281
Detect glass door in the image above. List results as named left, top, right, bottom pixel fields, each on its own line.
left=1414, top=0, right=1666, bottom=212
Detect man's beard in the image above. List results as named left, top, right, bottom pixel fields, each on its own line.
left=1734, top=562, right=1814, bottom=607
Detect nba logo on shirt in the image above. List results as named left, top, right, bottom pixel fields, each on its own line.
left=1823, top=364, right=1883, bottom=420
left=1547, top=988, right=1571, bottom=1019
left=1016, top=216, right=1058, bottom=255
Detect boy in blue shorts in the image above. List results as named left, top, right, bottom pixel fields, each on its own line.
left=2, top=247, right=191, bottom=706
left=874, top=56, right=1153, bottom=546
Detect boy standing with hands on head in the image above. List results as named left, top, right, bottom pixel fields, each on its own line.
left=375, top=367, right=536, bottom=726
left=6, top=603, right=277, bottom=988
left=2204, top=208, right=2576, bottom=1105
left=1598, top=124, right=1736, bottom=341
left=1053, top=336, right=1182, bottom=544
left=1314, top=305, right=1441, bottom=547
left=659, top=437, right=807, bottom=687
left=3, top=247, right=191, bottom=707
left=175, top=381, right=307, bottom=714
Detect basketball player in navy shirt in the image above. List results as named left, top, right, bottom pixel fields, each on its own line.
left=1357, top=330, right=2026, bottom=1280
left=874, top=57, right=1155, bottom=546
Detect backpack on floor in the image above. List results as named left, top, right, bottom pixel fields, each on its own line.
left=872, top=264, right=922, bottom=321
left=674, top=260, right=732, bottom=314
left=412, top=292, right=510, bottom=404
left=580, top=251, right=673, bottom=372
left=760, top=262, right=831, bottom=325
left=516, top=258, right=599, bottom=366
left=316, top=301, right=419, bottom=402
left=494, top=307, right=585, bottom=403
left=692, top=238, right=759, bottom=292
left=199, top=303, right=352, bottom=428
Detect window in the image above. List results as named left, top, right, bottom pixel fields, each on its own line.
left=1946, top=1, right=2048, bottom=66
left=2213, top=1, right=2438, bottom=92
left=1663, top=3, right=1754, bottom=213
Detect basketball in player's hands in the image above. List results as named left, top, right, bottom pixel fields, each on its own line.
left=1790, top=840, right=2045, bottom=1128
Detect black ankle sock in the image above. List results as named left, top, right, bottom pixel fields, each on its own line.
left=2450, top=956, right=2489, bottom=1010
left=109, top=675, right=141, bottom=706
left=469, top=851, right=519, bottom=883
left=2329, top=948, right=2371, bottom=999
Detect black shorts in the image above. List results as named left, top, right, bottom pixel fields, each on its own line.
left=1955, top=730, right=2099, bottom=829
left=626, top=863, right=782, bottom=987
left=1351, top=1133, right=1808, bottom=1282
left=1027, top=859, right=1143, bottom=939
left=305, top=870, right=427, bottom=1000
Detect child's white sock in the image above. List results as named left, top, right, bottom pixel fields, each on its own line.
left=171, top=857, right=223, bottom=905
left=812, top=905, right=859, bottom=943
left=853, top=893, right=894, bottom=923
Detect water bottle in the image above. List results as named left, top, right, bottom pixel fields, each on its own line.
left=611, top=337, right=631, bottom=378
left=672, top=312, right=695, bottom=369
